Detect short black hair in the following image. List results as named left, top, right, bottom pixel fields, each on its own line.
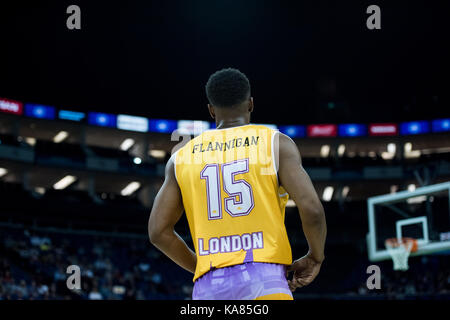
left=205, top=68, right=251, bottom=108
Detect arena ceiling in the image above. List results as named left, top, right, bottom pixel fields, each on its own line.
left=0, top=1, right=449, bottom=125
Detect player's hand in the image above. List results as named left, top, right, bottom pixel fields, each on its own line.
left=286, top=253, right=323, bottom=292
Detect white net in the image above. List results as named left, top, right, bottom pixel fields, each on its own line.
left=385, top=239, right=413, bottom=271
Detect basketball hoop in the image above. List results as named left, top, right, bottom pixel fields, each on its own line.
left=385, top=237, right=418, bottom=271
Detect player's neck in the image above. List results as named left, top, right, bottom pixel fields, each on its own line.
left=215, top=118, right=250, bottom=130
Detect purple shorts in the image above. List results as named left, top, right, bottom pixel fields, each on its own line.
left=192, top=262, right=292, bottom=300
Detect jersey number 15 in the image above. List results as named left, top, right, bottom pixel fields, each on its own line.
left=200, top=158, right=255, bottom=220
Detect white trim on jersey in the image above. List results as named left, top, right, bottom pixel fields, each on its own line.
left=271, top=130, right=280, bottom=179
left=171, top=150, right=179, bottom=185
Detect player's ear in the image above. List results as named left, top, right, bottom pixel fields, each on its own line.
left=248, top=97, right=254, bottom=113
left=207, top=104, right=215, bottom=119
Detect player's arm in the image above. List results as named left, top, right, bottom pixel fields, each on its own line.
left=148, top=154, right=197, bottom=274
left=276, top=132, right=327, bottom=290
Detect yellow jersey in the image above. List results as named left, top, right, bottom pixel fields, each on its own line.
left=174, top=124, right=292, bottom=281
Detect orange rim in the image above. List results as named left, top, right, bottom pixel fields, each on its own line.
left=385, top=237, right=418, bottom=253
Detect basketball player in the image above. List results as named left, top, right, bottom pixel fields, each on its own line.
left=149, top=68, right=326, bottom=300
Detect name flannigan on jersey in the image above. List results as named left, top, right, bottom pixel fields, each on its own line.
left=191, top=136, right=259, bottom=153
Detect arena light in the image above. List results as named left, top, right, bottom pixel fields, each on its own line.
left=387, top=143, right=396, bottom=154
left=322, top=186, right=334, bottom=202
left=405, top=150, right=421, bottom=158
left=381, top=152, right=394, bottom=160
left=407, top=195, right=428, bottom=204
left=133, top=157, right=142, bottom=165
left=405, top=184, right=429, bottom=203
left=121, top=181, right=141, bottom=196
left=320, top=145, right=330, bottom=158
left=120, top=138, right=135, bottom=151
left=342, top=186, right=350, bottom=198
left=53, top=131, right=69, bottom=143
left=149, top=149, right=166, bottom=159
left=25, top=137, right=36, bottom=146
left=53, top=175, right=76, bottom=190
left=337, top=144, right=346, bottom=157
left=404, top=142, right=412, bottom=153
left=34, top=187, right=46, bottom=195
left=0, top=168, right=8, bottom=178
left=390, top=185, right=398, bottom=194
left=404, top=142, right=421, bottom=158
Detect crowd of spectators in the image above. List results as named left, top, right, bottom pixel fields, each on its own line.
left=0, top=228, right=192, bottom=300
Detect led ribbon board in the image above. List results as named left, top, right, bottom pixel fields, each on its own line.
left=0, top=97, right=23, bottom=115
left=59, top=110, right=86, bottom=122
left=278, top=125, right=306, bottom=138
left=307, top=124, right=337, bottom=137
left=400, top=121, right=430, bottom=135
left=88, top=112, right=117, bottom=127
left=24, top=104, right=56, bottom=119
left=149, top=119, right=177, bottom=133
left=432, top=119, right=450, bottom=133
left=117, top=114, right=149, bottom=132
left=369, top=123, right=399, bottom=136
left=338, top=124, right=367, bottom=137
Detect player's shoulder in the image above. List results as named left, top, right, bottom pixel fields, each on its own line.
left=269, top=129, right=299, bottom=159
left=257, top=126, right=294, bottom=147
left=276, top=131, right=301, bottom=160
left=276, top=131, right=295, bottom=144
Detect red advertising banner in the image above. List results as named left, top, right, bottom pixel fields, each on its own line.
left=307, top=124, right=338, bottom=137
left=369, top=123, right=398, bottom=136
left=0, top=97, right=23, bottom=115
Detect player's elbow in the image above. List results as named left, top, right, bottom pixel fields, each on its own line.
left=148, top=220, right=163, bottom=246
left=303, top=203, right=326, bottom=226
left=148, top=228, right=160, bottom=246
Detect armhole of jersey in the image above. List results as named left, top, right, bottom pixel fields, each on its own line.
left=271, top=129, right=279, bottom=180
left=172, top=150, right=179, bottom=185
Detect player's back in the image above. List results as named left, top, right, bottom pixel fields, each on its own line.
left=174, top=124, right=292, bottom=282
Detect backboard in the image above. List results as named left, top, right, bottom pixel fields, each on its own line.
left=367, top=181, right=450, bottom=262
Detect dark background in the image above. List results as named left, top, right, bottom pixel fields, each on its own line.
left=0, top=0, right=449, bottom=124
